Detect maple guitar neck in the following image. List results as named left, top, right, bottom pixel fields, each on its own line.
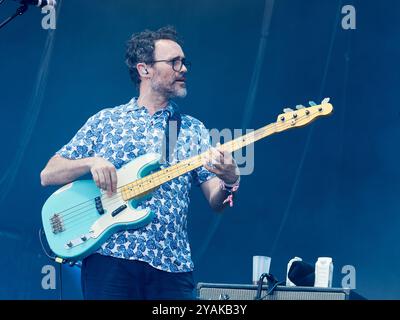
left=120, top=101, right=334, bottom=201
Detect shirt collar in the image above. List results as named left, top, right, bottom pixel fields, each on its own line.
left=127, top=97, right=179, bottom=116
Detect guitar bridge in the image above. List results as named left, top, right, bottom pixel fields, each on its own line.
left=65, top=233, right=93, bottom=249
left=50, top=213, right=65, bottom=234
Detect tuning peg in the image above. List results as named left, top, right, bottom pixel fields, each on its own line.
left=309, top=101, right=317, bottom=106
left=321, top=97, right=330, bottom=104
left=295, top=105, right=305, bottom=110
left=283, top=108, right=294, bottom=113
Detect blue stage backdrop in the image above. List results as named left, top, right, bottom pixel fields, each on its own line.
left=0, top=0, right=399, bottom=299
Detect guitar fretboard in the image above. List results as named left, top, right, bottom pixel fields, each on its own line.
left=120, top=122, right=278, bottom=201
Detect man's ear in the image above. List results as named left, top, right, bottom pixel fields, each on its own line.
left=137, top=63, right=150, bottom=77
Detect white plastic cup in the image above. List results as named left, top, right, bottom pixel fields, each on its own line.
left=252, top=256, right=271, bottom=284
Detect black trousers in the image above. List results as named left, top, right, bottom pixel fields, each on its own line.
left=81, top=253, right=196, bottom=300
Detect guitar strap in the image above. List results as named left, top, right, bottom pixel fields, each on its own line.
left=163, top=110, right=182, bottom=164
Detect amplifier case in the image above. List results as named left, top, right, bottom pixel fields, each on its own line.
left=197, top=283, right=364, bottom=300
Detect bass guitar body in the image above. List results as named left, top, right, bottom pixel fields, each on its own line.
left=41, top=153, right=160, bottom=261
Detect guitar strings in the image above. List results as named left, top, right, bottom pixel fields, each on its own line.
left=53, top=128, right=265, bottom=223
left=51, top=110, right=317, bottom=226
left=56, top=166, right=175, bottom=222
left=55, top=121, right=272, bottom=220
left=53, top=111, right=311, bottom=227
left=54, top=126, right=266, bottom=221
left=49, top=109, right=324, bottom=230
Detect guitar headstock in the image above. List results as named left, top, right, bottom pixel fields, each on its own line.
left=275, top=98, right=333, bottom=132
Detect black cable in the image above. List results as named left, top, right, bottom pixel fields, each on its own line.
left=255, top=273, right=281, bottom=300
left=257, top=281, right=285, bottom=300
left=38, top=228, right=57, bottom=261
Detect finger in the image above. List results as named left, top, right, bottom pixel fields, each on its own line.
left=110, top=169, right=118, bottom=194
left=201, top=153, right=211, bottom=166
left=203, top=149, right=224, bottom=171
left=222, top=151, right=234, bottom=165
left=97, top=169, right=106, bottom=191
left=91, top=169, right=101, bottom=189
left=221, top=147, right=236, bottom=165
left=202, top=150, right=218, bottom=164
left=202, top=157, right=218, bottom=173
left=104, top=169, right=113, bottom=196
left=207, top=148, right=217, bottom=159
left=209, top=148, right=223, bottom=165
left=216, top=143, right=226, bottom=156
left=218, top=151, right=224, bottom=165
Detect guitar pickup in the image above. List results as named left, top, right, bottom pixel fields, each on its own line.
left=111, top=204, right=127, bottom=217
left=95, top=197, right=104, bottom=215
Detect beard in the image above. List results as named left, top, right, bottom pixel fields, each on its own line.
left=175, top=85, right=187, bottom=98
left=151, top=75, right=187, bottom=99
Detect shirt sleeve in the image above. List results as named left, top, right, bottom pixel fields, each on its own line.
left=56, top=112, right=101, bottom=160
left=192, top=121, right=216, bottom=186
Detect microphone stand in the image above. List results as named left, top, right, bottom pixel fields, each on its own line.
left=0, top=2, right=29, bottom=31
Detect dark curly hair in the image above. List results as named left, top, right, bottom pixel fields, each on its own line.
left=125, top=26, right=182, bottom=87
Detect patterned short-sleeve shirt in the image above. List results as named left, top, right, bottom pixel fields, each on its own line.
left=57, top=98, right=215, bottom=272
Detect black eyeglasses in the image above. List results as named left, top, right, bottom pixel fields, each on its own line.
left=150, top=57, right=191, bottom=72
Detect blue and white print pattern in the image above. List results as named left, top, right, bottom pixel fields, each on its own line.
left=57, top=98, right=215, bottom=272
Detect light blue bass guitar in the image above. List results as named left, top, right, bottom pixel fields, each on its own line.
left=41, top=100, right=333, bottom=261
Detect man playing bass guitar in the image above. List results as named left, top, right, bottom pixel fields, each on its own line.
left=40, top=26, right=240, bottom=300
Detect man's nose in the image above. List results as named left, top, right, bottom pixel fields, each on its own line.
left=181, top=64, right=188, bottom=73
